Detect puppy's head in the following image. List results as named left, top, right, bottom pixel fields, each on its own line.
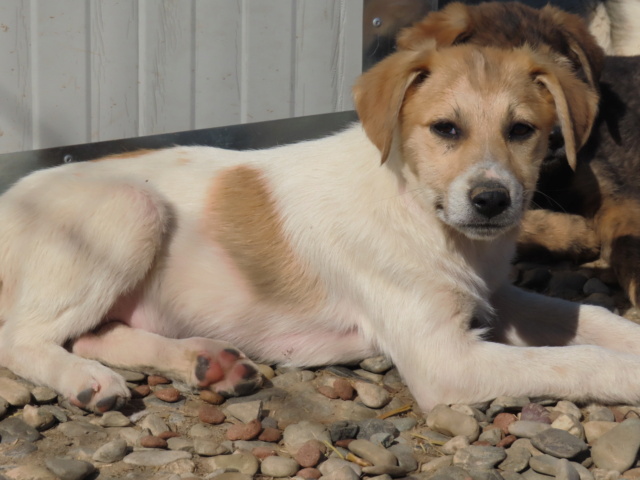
left=396, top=1, right=604, bottom=169
left=354, top=43, right=597, bottom=240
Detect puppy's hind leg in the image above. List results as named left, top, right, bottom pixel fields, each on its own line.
left=72, top=323, right=263, bottom=397
left=0, top=173, right=169, bottom=411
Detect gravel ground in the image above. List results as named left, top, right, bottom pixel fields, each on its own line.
left=0, top=259, right=639, bottom=480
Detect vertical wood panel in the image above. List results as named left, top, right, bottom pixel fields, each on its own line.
left=138, top=0, right=194, bottom=136
left=293, top=0, right=362, bottom=117
left=242, top=0, right=295, bottom=123
left=0, top=0, right=32, bottom=153
left=32, top=1, right=90, bottom=149
left=89, top=0, right=139, bottom=142
left=193, top=0, right=242, bottom=129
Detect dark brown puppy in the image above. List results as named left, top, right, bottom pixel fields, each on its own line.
left=398, top=2, right=640, bottom=306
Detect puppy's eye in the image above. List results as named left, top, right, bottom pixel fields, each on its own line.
left=431, top=122, right=460, bottom=139
left=509, top=122, right=535, bottom=141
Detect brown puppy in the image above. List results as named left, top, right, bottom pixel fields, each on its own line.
left=399, top=1, right=640, bottom=306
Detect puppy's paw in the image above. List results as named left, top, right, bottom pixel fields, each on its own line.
left=189, top=344, right=262, bottom=397
left=67, top=363, right=131, bottom=413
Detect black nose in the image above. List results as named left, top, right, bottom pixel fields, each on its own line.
left=469, top=183, right=511, bottom=218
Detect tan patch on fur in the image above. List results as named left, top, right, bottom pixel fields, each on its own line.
left=92, top=149, right=156, bottom=162
left=177, top=157, right=191, bottom=165
left=205, top=166, right=326, bottom=309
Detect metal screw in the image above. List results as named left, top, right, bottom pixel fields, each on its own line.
left=372, top=17, right=382, bottom=27
left=63, top=154, right=74, bottom=163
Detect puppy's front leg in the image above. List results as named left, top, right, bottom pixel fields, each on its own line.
left=381, top=288, right=640, bottom=411
left=490, top=283, right=640, bottom=353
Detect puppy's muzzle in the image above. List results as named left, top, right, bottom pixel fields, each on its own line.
left=469, top=182, right=511, bottom=219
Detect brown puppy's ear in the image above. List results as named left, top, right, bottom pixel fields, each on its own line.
left=353, top=48, right=430, bottom=164
left=533, top=57, right=599, bottom=169
left=396, top=2, right=471, bottom=50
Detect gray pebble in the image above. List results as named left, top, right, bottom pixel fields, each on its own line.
left=530, top=453, right=561, bottom=475
left=522, top=468, right=555, bottom=480
left=329, top=420, right=359, bottom=442
left=502, top=473, right=527, bottom=480
left=382, top=368, right=404, bottom=390
left=92, top=438, right=128, bottom=463
left=388, top=417, right=417, bottom=432
left=556, top=458, right=581, bottom=480
left=44, top=458, right=95, bottom=480
left=508, top=420, right=553, bottom=438
left=427, top=404, right=480, bottom=441
left=360, top=356, right=393, bottom=373
left=40, top=405, right=69, bottom=423
left=498, top=446, right=531, bottom=473
left=357, top=418, right=398, bottom=441
left=492, top=396, right=531, bottom=410
left=22, top=405, right=56, bottom=431
left=554, top=401, right=582, bottom=421
left=99, top=411, right=131, bottom=427
left=348, top=439, right=398, bottom=466
left=453, top=445, right=507, bottom=470
left=283, top=421, right=331, bottom=455
left=322, top=465, right=361, bottom=480
left=591, top=418, right=640, bottom=472
left=353, top=381, right=391, bottom=409
left=139, top=413, right=169, bottom=436
left=167, top=437, right=194, bottom=452
left=123, top=450, right=192, bottom=467
left=111, top=368, right=146, bottom=383
left=193, top=438, right=228, bottom=456
left=370, top=432, right=394, bottom=447
left=319, top=458, right=363, bottom=477
left=362, top=464, right=409, bottom=476
left=468, top=469, right=507, bottom=480
left=530, top=428, right=588, bottom=459
left=204, top=451, right=259, bottom=475
left=389, top=444, right=418, bottom=472
left=31, top=386, right=58, bottom=404
left=441, top=435, right=471, bottom=455
left=260, top=455, right=299, bottom=477
left=0, top=416, right=41, bottom=443
left=271, top=370, right=315, bottom=388
left=209, top=474, right=252, bottom=480
left=0, top=378, right=31, bottom=407
left=189, top=422, right=216, bottom=438
left=3, top=441, right=38, bottom=458
left=431, top=466, right=474, bottom=480
left=224, top=400, right=263, bottom=423
left=585, top=406, right=615, bottom=423
left=57, top=420, right=107, bottom=440
left=479, top=428, right=502, bottom=445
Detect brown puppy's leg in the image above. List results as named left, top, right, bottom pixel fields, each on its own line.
left=596, top=199, right=640, bottom=306
left=517, top=209, right=600, bottom=263
left=72, top=323, right=263, bottom=397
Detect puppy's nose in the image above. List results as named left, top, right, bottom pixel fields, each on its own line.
left=469, top=182, right=511, bottom=218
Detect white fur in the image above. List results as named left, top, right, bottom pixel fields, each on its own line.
left=2, top=44, right=640, bottom=412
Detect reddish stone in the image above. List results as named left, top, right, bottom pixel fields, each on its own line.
left=317, top=386, right=339, bottom=399
left=473, top=440, right=492, bottom=446
left=496, top=434, right=517, bottom=448
left=158, top=431, right=181, bottom=440
left=333, top=379, right=355, bottom=401
left=258, top=427, right=283, bottom=443
left=131, top=384, right=151, bottom=398
left=140, top=435, right=168, bottom=449
left=226, top=418, right=263, bottom=441
left=199, top=405, right=226, bottom=425
left=521, top=403, right=552, bottom=424
left=200, top=390, right=225, bottom=405
left=252, top=446, right=278, bottom=459
left=148, top=375, right=171, bottom=386
left=493, top=412, right=517, bottom=434
left=335, top=439, right=354, bottom=448
left=154, top=387, right=181, bottom=403
left=297, top=468, right=322, bottom=479
left=294, top=440, right=324, bottom=467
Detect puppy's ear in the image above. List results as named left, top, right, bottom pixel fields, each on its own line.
left=353, top=48, right=430, bottom=164
left=533, top=58, right=599, bottom=169
left=397, top=2, right=471, bottom=50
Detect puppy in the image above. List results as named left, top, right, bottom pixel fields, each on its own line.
left=399, top=2, right=640, bottom=306
left=2, top=40, right=640, bottom=413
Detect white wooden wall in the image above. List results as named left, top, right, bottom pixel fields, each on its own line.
left=0, top=0, right=363, bottom=154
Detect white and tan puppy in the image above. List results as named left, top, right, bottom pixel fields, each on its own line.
left=1, top=41, right=639, bottom=413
